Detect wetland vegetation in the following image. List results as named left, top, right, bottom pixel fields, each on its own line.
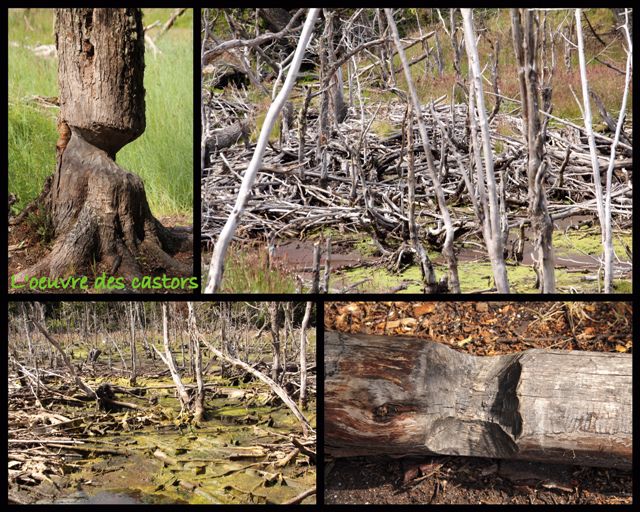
left=8, top=301, right=316, bottom=505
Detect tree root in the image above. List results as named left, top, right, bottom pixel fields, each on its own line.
left=12, top=134, right=192, bottom=287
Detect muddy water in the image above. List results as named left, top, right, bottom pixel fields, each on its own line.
left=271, top=218, right=632, bottom=293
left=35, top=397, right=316, bottom=505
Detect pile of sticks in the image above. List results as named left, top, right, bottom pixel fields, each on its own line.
left=202, top=96, right=632, bottom=248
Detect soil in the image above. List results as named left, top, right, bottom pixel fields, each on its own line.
left=323, top=301, right=632, bottom=505
left=7, top=214, right=193, bottom=294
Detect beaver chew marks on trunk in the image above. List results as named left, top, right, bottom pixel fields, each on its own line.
left=325, top=332, right=631, bottom=469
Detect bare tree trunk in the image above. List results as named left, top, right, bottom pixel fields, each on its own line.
left=187, top=303, right=206, bottom=423
left=299, top=302, right=313, bottom=410
left=128, top=302, right=137, bottom=385
left=269, top=302, right=282, bottom=383
left=14, top=8, right=190, bottom=283
left=511, top=9, right=555, bottom=293
left=575, top=9, right=632, bottom=293
left=385, top=9, right=459, bottom=293
left=205, top=9, right=319, bottom=292
left=461, top=9, right=510, bottom=293
left=154, top=304, right=190, bottom=412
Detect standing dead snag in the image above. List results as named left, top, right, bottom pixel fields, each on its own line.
left=13, top=9, right=191, bottom=284
left=325, top=332, right=631, bottom=469
left=187, top=303, right=206, bottom=423
left=511, top=9, right=555, bottom=293
left=385, top=8, right=460, bottom=293
left=205, top=9, right=320, bottom=293
left=153, top=303, right=191, bottom=413
left=461, top=9, right=510, bottom=293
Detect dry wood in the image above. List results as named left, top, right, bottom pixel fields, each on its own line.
left=325, top=332, right=631, bottom=469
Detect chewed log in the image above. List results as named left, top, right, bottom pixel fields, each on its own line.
left=325, top=332, right=631, bottom=469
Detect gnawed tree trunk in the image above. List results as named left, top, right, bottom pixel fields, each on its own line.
left=325, top=332, right=631, bottom=469
left=14, top=8, right=190, bottom=284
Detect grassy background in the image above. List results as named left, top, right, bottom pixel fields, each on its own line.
left=8, top=8, right=193, bottom=218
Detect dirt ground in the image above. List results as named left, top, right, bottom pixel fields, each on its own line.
left=8, top=214, right=193, bottom=293
left=324, top=301, right=632, bottom=505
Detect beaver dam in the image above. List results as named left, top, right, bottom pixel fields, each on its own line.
left=8, top=302, right=317, bottom=505
left=201, top=8, right=632, bottom=293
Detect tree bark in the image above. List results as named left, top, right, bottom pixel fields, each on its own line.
left=14, top=8, right=191, bottom=284
left=325, top=332, right=631, bottom=469
left=511, top=9, right=556, bottom=293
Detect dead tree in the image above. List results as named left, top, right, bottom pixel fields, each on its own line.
left=206, top=9, right=319, bottom=292
left=298, top=302, right=313, bottom=410
left=575, top=8, right=632, bottom=293
left=190, top=306, right=312, bottom=437
left=269, top=302, right=282, bottom=383
left=153, top=303, right=190, bottom=413
left=31, top=317, right=95, bottom=399
left=511, top=9, right=556, bottom=293
left=13, top=9, right=190, bottom=283
left=385, top=8, right=460, bottom=293
left=187, top=303, right=206, bottom=423
left=461, top=9, right=510, bottom=293
left=127, top=302, right=137, bottom=386
left=325, top=332, right=631, bottom=469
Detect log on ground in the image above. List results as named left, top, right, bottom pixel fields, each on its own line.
left=325, top=332, right=631, bottom=469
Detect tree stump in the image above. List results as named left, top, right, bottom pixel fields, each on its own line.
left=14, top=8, right=191, bottom=283
left=325, top=332, right=631, bottom=469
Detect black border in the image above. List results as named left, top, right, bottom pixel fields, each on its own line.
left=3, top=4, right=637, bottom=510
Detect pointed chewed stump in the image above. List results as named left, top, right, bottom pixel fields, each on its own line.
left=325, top=332, right=631, bottom=469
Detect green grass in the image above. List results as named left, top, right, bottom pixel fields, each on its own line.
left=204, top=243, right=300, bottom=293
left=8, top=8, right=193, bottom=218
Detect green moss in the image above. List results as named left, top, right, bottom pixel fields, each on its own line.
left=554, top=229, right=632, bottom=259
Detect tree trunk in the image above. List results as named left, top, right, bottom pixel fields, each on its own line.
left=154, top=303, right=190, bottom=412
left=461, top=9, right=510, bottom=293
left=511, top=9, right=556, bottom=293
left=205, top=8, right=319, bottom=292
left=325, top=332, right=631, bottom=469
left=385, top=9, right=459, bottom=293
left=128, top=302, right=137, bottom=386
left=298, top=301, right=313, bottom=410
left=14, top=8, right=190, bottom=284
left=269, top=302, right=282, bottom=383
left=188, top=303, right=206, bottom=423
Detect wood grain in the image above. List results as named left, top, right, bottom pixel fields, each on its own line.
left=325, top=332, right=631, bottom=469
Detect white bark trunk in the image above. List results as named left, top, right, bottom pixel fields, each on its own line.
left=461, top=9, right=510, bottom=293
left=205, top=9, right=319, bottom=293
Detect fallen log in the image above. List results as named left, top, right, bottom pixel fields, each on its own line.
left=325, top=332, right=631, bottom=469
